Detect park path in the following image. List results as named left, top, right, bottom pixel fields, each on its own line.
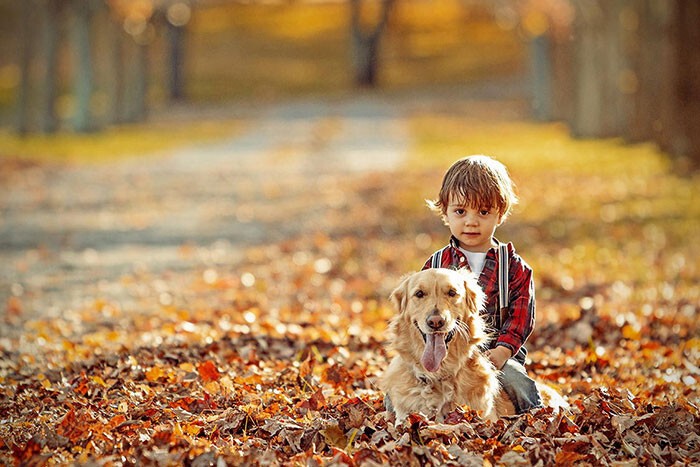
left=0, top=95, right=412, bottom=324
left=0, top=79, right=529, bottom=330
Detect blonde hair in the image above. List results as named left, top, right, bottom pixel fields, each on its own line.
left=428, top=155, right=518, bottom=221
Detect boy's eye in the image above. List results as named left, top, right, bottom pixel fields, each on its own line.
left=455, top=208, right=465, bottom=215
left=480, top=209, right=491, bottom=216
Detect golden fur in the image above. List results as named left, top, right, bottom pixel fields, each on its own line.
left=379, top=268, right=565, bottom=422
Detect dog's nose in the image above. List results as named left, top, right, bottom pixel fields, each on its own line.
left=426, top=314, right=445, bottom=330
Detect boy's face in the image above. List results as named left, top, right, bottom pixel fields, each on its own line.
left=445, top=196, right=503, bottom=252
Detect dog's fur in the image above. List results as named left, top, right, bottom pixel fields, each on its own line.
left=379, top=268, right=565, bottom=422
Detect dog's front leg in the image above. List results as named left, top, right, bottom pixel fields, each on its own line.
left=435, top=382, right=456, bottom=422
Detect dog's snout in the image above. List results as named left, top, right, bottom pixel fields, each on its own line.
left=426, top=314, right=445, bottom=330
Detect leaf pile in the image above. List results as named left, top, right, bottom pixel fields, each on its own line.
left=2, top=120, right=699, bottom=465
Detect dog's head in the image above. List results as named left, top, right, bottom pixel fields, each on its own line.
left=389, top=268, right=487, bottom=373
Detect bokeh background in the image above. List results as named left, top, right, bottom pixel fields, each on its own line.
left=1, top=1, right=699, bottom=465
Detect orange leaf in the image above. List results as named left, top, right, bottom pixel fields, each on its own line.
left=58, top=408, right=77, bottom=434
left=329, top=447, right=353, bottom=466
left=197, top=360, right=220, bottom=382
left=13, top=437, right=42, bottom=463
left=106, top=414, right=127, bottom=431
left=6, top=296, right=22, bottom=316
left=183, top=421, right=203, bottom=436
left=146, top=366, right=166, bottom=382
left=622, top=324, right=641, bottom=340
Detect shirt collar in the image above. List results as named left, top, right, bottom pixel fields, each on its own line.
left=449, top=235, right=502, bottom=253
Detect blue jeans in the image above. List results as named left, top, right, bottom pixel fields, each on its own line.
left=499, top=358, right=543, bottom=414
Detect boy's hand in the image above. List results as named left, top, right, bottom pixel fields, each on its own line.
left=487, top=345, right=512, bottom=370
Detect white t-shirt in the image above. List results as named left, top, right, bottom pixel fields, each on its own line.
left=460, top=248, right=487, bottom=275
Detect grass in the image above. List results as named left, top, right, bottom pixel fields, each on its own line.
left=0, top=119, right=245, bottom=163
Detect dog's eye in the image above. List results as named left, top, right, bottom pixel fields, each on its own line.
left=414, top=290, right=425, bottom=298
left=448, top=289, right=457, bottom=297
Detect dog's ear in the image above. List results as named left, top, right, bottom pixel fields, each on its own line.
left=460, top=269, right=485, bottom=314
left=459, top=270, right=489, bottom=344
left=390, top=273, right=413, bottom=313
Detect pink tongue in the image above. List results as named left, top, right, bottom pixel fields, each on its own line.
left=421, top=333, right=447, bottom=372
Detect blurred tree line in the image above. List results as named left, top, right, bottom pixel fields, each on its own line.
left=6, top=0, right=700, bottom=167
left=525, top=0, right=700, bottom=168
left=13, top=0, right=190, bottom=134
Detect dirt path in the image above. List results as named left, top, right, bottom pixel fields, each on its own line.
left=0, top=96, right=411, bottom=325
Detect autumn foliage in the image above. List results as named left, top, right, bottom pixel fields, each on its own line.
left=2, top=120, right=699, bottom=465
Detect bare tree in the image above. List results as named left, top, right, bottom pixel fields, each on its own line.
left=104, top=7, right=127, bottom=125
left=349, top=0, right=395, bottom=87
left=127, top=36, right=149, bottom=122
left=562, top=0, right=699, bottom=166
left=162, top=1, right=192, bottom=102
left=39, top=0, right=68, bottom=133
left=569, top=1, right=610, bottom=137
left=71, top=0, right=98, bottom=132
left=672, top=0, right=700, bottom=166
left=16, top=1, right=35, bottom=135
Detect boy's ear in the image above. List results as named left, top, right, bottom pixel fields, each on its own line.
left=390, top=274, right=412, bottom=313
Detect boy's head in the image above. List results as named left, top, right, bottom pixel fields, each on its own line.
left=429, top=155, right=518, bottom=223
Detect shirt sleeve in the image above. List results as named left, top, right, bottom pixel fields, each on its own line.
left=495, top=253, right=535, bottom=356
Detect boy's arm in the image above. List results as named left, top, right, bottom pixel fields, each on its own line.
left=486, top=346, right=512, bottom=369
left=495, top=257, right=535, bottom=357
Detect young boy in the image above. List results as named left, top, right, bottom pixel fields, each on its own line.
left=423, top=155, right=542, bottom=414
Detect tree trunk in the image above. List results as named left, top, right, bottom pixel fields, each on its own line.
left=570, top=1, right=607, bottom=137
left=71, top=0, right=95, bottom=132
left=350, top=0, right=394, bottom=88
left=530, top=33, right=553, bottom=121
left=352, top=34, right=379, bottom=87
left=16, top=1, right=34, bottom=135
left=625, top=0, right=650, bottom=142
left=673, top=0, right=700, bottom=167
left=39, top=0, right=65, bottom=134
left=134, top=42, right=149, bottom=121
left=550, top=24, right=575, bottom=123
left=124, top=38, right=149, bottom=123
left=570, top=0, right=640, bottom=138
left=602, top=0, right=632, bottom=137
left=105, top=12, right=125, bottom=125
left=167, top=22, right=186, bottom=101
left=655, top=1, right=678, bottom=154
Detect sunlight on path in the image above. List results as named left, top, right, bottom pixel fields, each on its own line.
left=162, top=98, right=408, bottom=174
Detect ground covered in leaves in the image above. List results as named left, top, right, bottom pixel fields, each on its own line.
left=2, top=116, right=699, bottom=465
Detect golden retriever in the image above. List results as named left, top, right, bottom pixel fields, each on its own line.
left=379, top=268, right=565, bottom=422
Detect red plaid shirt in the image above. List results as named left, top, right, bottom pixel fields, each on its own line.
left=422, top=236, right=535, bottom=359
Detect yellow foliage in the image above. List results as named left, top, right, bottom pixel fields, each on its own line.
left=0, top=119, right=245, bottom=163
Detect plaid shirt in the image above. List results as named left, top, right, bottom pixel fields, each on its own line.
left=422, top=236, right=535, bottom=359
